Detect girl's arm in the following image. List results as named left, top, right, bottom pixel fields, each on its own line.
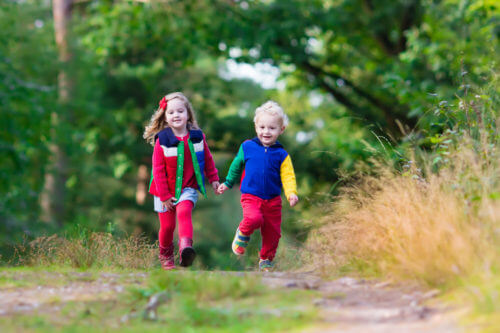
left=152, top=138, right=173, bottom=201
left=280, top=154, right=298, bottom=205
left=202, top=134, right=219, bottom=183
left=223, top=144, right=245, bottom=188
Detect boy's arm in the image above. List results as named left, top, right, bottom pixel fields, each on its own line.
left=280, top=154, right=297, bottom=200
left=224, top=145, right=245, bottom=188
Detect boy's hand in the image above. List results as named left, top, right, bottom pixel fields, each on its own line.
left=288, top=194, right=299, bottom=207
left=211, top=181, right=220, bottom=194
left=161, top=197, right=177, bottom=211
left=217, top=183, right=229, bottom=194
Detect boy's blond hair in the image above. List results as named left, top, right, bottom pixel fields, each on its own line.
left=253, top=101, right=289, bottom=127
left=143, top=92, right=199, bottom=146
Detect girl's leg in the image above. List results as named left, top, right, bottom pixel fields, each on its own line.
left=158, top=211, right=176, bottom=270
left=158, top=211, right=176, bottom=247
left=259, top=196, right=282, bottom=261
left=176, top=200, right=196, bottom=267
left=176, top=200, right=194, bottom=240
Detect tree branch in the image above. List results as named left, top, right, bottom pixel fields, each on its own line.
left=300, top=60, right=417, bottom=135
left=398, top=0, right=421, bottom=52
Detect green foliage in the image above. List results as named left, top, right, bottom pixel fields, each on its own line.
left=1, top=0, right=498, bottom=271
left=0, top=1, right=58, bottom=248
left=211, top=0, right=499, bottom=134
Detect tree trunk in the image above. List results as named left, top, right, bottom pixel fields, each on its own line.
left=40, top=0, right=73, bottom=225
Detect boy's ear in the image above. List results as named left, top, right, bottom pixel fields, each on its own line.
left=280, top=126, right=286, bottom=134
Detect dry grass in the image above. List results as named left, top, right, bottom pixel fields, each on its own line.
left=306, top=134, right=500, bottom=286
left=14, top=232, right=157, bottom=270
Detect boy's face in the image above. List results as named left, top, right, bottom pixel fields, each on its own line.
left=255, top=113, right=285, bottom=147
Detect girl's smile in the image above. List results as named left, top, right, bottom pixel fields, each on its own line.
left=165, top=99, right=189, bottom=135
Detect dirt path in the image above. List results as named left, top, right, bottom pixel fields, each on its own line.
left=0, top=271, right=461, bottom=332
left=258, top=272, right=461, bottom=332
left=0, top=272, right=147, bottom=316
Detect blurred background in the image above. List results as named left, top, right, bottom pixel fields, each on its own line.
left=1, top=0, right=498, bottom=269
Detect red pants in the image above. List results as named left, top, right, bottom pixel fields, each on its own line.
left=158, top=200, right=194, bottom=247
left=239, top=193, right=282, bottom=261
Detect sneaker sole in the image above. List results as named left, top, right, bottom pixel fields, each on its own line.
left=232, top=228, right=246, bottom=256
left=232, top=245, right=244, bottom=256
left=180, top=247, right=196, bottom=267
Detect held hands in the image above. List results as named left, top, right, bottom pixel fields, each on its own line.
left=211, top=181, right=221, bottom=194
left=161, top=197, right=177, bottom=211
left=288, top=194, right=299, bottom=207
left=217, top=183, right=229, bottom=195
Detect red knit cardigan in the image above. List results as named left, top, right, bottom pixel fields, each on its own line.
left=149, top=133, right=219, bottom=201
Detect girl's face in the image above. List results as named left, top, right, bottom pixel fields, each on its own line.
left=165, top=98, right=189, bottom=132
left=255, top=112, right=285, bottom=147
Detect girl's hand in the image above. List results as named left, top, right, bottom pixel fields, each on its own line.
left=211, top=181, right=220, bottom=194
left=217, top=183, right=229, bottom=195
left=288, top=194, right=299, bottom=207
left=161, top=197, right=177, bottom=211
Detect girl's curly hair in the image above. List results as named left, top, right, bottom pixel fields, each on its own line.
left=143, top=92, right=199, bottom=146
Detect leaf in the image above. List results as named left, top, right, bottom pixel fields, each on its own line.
left=489, top=192, right=500, bottom=200
left=432, top=156, right=442, bottom=165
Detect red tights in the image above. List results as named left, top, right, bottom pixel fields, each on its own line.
left=158, top=200, right=194, bottom=247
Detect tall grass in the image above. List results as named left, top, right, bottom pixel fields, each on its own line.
left=306, top=75, right=499, bottom=287
left=307, top=141, right=499, bottom=285
left=14, top=232, right=157, bottom=269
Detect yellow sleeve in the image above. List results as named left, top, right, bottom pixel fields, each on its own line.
left=280, top=155, right=297, bottom=200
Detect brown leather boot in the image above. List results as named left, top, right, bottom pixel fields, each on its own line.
left=179, top=238, right=196, bottom=267
left=159, top=244, right=175, bottom=270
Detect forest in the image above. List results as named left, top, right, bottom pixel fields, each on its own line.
left=0, top=0, right=499, bottom=331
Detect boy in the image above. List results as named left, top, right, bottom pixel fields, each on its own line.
left=218, top=101, right=298, bottom=271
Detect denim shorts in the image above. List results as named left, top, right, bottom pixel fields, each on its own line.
left=154, top=187, right=199, bottom=213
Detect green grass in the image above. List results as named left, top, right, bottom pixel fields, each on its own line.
left=0, top=268, right=319, bottom=332
left=0, top=266, right=120, bottom=288
left=444, top=275, right=500, bottom=333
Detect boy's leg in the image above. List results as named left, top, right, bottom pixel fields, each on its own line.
left=239, top=194, right=264, bottom=235
left=232, top=194, right=264, bottom=255
left=176, top=200, right=196, bottom=267
left=259, top=196, right=282, bottom=262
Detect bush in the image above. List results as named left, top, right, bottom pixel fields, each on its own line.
left=305, top=72, right=499, bottom=286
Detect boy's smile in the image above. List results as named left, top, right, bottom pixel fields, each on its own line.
left=255, top=113, right=285, bottom=147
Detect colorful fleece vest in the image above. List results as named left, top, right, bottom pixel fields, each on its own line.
left=223, top=138, right=297, bottom=200
left=149, top=127, right=207, bottom=198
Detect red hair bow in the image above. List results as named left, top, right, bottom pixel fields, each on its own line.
left=159, top=97, right=168, bottom=110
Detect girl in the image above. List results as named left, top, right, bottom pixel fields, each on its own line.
left=144, top=92, right=220, bottom=270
